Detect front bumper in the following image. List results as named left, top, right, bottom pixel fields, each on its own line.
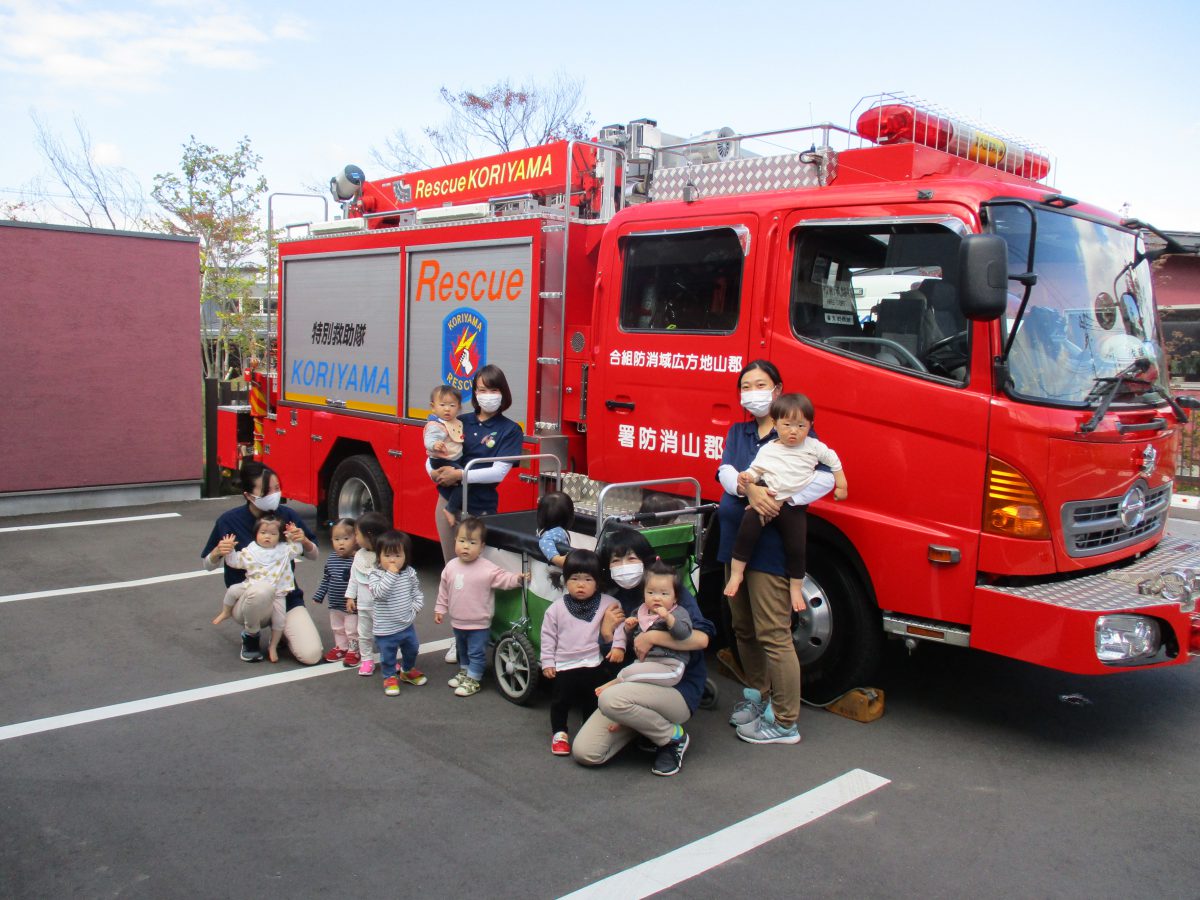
left=970, top=535, right=1200, bottom=674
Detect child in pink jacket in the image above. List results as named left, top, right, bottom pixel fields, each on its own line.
left=435, top=517, right=528, bottom=697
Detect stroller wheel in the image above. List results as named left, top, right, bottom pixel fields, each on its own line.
left=699, top=677, right=719, bottom=710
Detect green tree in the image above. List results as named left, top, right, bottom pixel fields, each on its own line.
left=152, top=136, right=268, bottom=380
left=372, top=73, right=592, bottom=172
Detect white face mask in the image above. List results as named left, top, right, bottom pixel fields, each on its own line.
left=740, top=390, right=775, bottom=418
left=610, top=562, right=644, bottom=589
left=477, top=392, right=502, bottom=413
left=252, top=491, right=281, bottom=512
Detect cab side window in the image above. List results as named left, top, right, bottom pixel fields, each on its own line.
left=790, top=224, right=969, bottom=382
left=620, top=228, right=743, bottom=333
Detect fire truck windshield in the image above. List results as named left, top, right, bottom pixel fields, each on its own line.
left=991, top=206, right=1167, bottom=407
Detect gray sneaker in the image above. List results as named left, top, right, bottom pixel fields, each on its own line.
left=736, top=715, right=801, bottom=745
left=729, top=688, right=768, bottom=727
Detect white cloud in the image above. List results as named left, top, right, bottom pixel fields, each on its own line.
left=91, top=140, right=122, bottom=165
left=0, top=0, right=310, bottom=93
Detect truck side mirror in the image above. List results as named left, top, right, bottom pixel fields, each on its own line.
left=958, top=234, right=1009, bottom=321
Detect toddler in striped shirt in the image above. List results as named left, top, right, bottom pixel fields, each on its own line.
left=368, top=530, right=426, bottom=696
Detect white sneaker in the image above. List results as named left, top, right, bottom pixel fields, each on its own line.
left=445, top=644, right=458, bottom=664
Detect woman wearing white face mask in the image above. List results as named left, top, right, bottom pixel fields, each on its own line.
left=571, top=528, right=714, bottom=777
left=201, top=460, right=323, bottom=664
left=715, top=360, right=835, bottom=744
left=428, top=364, right=524, bottom=563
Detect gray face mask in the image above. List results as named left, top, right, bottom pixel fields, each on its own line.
left=477, top=393, right=502, bottom=413
left=610, top=562, right=644, bottom=589
left=252, top=491, right=281, bottom=512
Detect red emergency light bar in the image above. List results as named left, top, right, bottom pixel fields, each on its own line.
left=855, top=103, right=1051, bottom=181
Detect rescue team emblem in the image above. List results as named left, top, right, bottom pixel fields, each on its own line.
left=443, top=310, right=487, bottom=395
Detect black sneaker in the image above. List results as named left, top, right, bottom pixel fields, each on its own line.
left=240, top=631, right=263, bottom=662
left=651, top=731, right=689, bottom=777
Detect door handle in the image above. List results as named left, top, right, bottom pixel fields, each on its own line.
left=605, top=400, right=635, bottom=411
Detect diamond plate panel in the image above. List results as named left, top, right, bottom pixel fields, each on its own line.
left=650, top=154, right=823, bottom=202
left=986, top=535, right=1200, bottom=612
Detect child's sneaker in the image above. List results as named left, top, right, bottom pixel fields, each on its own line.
left=343, top=650, right=361, bottom=668
left=550, top=732, right=571, bottom=756
left=383, top=676, right=400, bottom=696
left=448, top=669, right=468, bottom=688
left=358, top=658, right=376, bottom=677
left=324, top=647, right=347, bottom=663
left=397, top=668, right=427, bottom=686
left=454, top=675, right=481, bottom=697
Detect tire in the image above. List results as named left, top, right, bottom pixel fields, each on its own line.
left=699, top=677, right=719, bottom=710
left=328, top=454, right=393, bottom=521
left=493, top=632, right=539, bottom=705
left=794, top=549, right=883, bottom=704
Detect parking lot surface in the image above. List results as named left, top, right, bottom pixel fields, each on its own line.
left=2, top=498, right=1198, bottom=898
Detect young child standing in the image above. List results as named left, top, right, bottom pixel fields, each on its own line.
left=211, top=514, right=303, bottom=663
left=368, top=530, right=426, bottom=696
left=434, top=516, right=529, bottom=697
left=723, top=393, right=847, bottom=612
left=425, top=385, right=466, bottom=525
left=597, top=559, right=694, bottom=691
left=539, top=549, right=620, bottom=755
left=345, top=511, right=391, bottom=675
left=313, top=518, right=357, bottom=663
left=536, top=491, right=575, bottom=568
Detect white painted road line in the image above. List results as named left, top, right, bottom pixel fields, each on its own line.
left=559, top=768, right=892, bottom=900
left=0, top=513, right=181, bottom=533
left=0, top=637, right=455, bottom=743
left=0, top=568, right=225, bottom=604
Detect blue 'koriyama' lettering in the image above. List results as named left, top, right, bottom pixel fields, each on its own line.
left=290, top=359, right=392, bottom=396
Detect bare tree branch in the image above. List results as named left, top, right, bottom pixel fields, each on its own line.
left=371, top=73, right=592, bottom=175
left=29, top=111, right=147, bottom=230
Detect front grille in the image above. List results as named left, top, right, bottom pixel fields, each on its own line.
left=1061, top=482, right=1170, bottom=557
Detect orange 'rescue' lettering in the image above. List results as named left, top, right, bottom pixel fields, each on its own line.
left=414, top=259, right=525, bottom=302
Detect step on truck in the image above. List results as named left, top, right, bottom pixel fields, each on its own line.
left=219, top=92, right=1200, bottom=701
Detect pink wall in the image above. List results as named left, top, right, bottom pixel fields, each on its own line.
left=0, top=222, right=201, bottom=493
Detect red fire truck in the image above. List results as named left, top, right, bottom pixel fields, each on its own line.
left=221, top=94, right=1200, bottom=699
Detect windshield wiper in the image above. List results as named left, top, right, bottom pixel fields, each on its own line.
left=1079, top=358, right=1157, bottom=433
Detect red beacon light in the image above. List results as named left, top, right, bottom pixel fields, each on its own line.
left=856, top=103, right=1051, bottom=181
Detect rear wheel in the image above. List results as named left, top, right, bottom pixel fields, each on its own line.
left=494, top=632, right=539, bottom=705
left=794, top=549, right=883, bottom=704
left=328, top=455, right=392, bottom=520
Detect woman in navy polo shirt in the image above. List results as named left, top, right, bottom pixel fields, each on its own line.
left=428, top=364, right=524, bottom=562
left=716, top=359, right=834, bottom=744
left=201, top=460, right=323, bottom=664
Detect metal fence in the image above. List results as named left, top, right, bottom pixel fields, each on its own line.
left=1178, top=414, right=1200, bottom=493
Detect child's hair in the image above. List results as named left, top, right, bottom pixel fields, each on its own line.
left=431, top=384, right=462, bottom=406
left=562, top=549, right=602, bottom=583
left=644, top=558, right=683, bottom=601
left=457, top=515, right=487, bottom=543
left=769, top=392, right=815, bottom=424
left=374, top=530, right=413, bottom=567
left=331, top=517, right=356, bottom=534
left=355, top=511, right=391, bottom=551
left=537, top=491, right=575, bottom=533
left=638, top=493, right=686, bottom=524
left=254, top=515, right=283, bottom=540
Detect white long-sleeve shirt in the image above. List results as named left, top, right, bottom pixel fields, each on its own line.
left=368, top=567, right=424, bottom=634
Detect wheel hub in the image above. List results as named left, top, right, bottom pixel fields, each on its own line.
left=792, top=574, right=833, bottom=667
left=337, top=476, right=374, bottom=517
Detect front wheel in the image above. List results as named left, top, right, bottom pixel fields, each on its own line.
left=794, top=550, right=883, bottom=704
left=493, top=632, right=539, bottom=705
left=327, top=454, right=392, bottom=521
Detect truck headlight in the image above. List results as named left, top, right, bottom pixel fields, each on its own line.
left=1095, top=615, right=1162, bottom=663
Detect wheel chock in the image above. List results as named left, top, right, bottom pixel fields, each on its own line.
left=824, top=687, right=885, bottom=723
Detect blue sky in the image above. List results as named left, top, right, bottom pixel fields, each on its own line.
left=2, top=0, right=1198, bottom=231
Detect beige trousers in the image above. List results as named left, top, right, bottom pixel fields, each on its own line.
left=571, top=682, right=692, bottom=766
left=228, top=580, right=323, bottom=665
left=727, top=567, right=801, bottom=727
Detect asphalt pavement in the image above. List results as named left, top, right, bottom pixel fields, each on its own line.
left=1, top=497, right=1198, bottom=899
